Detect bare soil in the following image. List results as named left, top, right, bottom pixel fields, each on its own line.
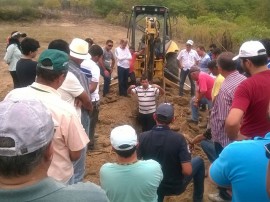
left=0, top=16, right=216, bottom=201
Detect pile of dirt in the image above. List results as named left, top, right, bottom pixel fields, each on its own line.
left=86, top=83, right=215, bottom=202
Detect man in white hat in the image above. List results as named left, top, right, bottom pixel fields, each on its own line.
left=225, top=40, right=270, bottom=141
left=177, top=39, right=200, bottom=96
left=100, top=125, right=163, bottom=202
left=68, top=38, right=93, bottom=183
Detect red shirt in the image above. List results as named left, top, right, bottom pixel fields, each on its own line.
left=129, top=53, right=137, bottom=73
left=196, top=72, right=214, bottom=100
left=231, top=70, right=270, bottom=137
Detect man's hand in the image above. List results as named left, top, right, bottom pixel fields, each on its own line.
left=104, top=69, right=110, bottom=77
left=74, top=98, right=82, bottom=108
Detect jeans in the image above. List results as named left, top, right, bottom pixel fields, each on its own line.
left=72, top=109, right=90, bottom=183
left=100, top=68, right=111, bottom=96
left=117, top=66, right=130, bottom=96
left=213, top=142, right=231, bottom=200
left=158, top=157, right=205, bottom=202
left=200, top=140, right=217, bottom=163
left=191, top=97, right=212, bottom=122
left=89, top=101, right=100, bottom=147
left=179, top=69, right=195, bottom=96
left=72, top=146, right=87, bottom=183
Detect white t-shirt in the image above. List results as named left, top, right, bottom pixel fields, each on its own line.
left=81, top=58, right=100, bottom=101
left=115, top=46, right=132, bottom=69
left=58, top=71, right=84, bottom=117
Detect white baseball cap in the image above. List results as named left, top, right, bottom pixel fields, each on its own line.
left=186, top=40, right=194, bottom=46
left=233, top=40, right=267, bottom=60
left=110, top=125, right=137, bottom=151
left=0, top=99, right=54, bottom=156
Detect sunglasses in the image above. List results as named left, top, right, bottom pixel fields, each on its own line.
left=107, top=44, right=113, bottom=47
left=265, top=143, right=270, bottom=159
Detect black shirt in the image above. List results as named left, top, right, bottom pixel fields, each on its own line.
left=16, top=58, right=37, bottom=88
left=138, top=125, right=191, bottom=195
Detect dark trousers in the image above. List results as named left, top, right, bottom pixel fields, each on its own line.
left=138, top=112, right=156, bottom=132
left=89, top=101, right=100, bottom=147
left=157, top=157, right=205, bottom=202
left=179, top=69, right=195, bottom=96
left=129, top=71, right=136, bottom=86
left=214, top=142, right=232, bottom=200
left=100, top=68, right=111, bottom=97
left=10, top=71, right=20, bottom=89
left=117, top=66, right=129, bottom=96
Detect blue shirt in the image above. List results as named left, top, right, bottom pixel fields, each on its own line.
left=210, top=133, right=270, bottom=202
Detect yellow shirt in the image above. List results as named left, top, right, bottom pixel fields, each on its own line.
left=211, top=74, right=225, bottom=101
left=5, top=82, right=89, bottom=183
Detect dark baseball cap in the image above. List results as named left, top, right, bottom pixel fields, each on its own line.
left=156, top=103, right=174, bottom=123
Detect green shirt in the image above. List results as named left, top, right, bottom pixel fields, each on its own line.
left=100, top=159, right=163, bottom=202
left=0, top=177, right=109, bottom=202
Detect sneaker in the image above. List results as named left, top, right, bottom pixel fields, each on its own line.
left=208, top=193, right=231, bottom=202
left=186, top=118, right=198, bottom=125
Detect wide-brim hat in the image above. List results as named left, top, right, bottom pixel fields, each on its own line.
left=69, top=38, right=89, bottom=60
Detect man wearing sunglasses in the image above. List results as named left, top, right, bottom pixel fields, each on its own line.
left=99, top=40, right=115, bottom=97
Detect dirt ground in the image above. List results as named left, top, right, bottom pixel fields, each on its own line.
left=0, top=16, right=216, bottom=201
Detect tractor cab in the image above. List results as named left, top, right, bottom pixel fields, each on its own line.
left=127, top=5, right=179, bottom=85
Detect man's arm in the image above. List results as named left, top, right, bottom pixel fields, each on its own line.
left=152, top=84, right=165, bottom=96
left=77, top=91, right=93, bottom=111
left=98, top=56, right=110, bottom=77
left=225, top=108, right=244, bottom=140
left=69, top=150, right=81, bottom=161
left=89, top=81, right=98, bottom=94
left=181, top=162, right=192, bottom=176
left=127, top=85, right=136, bottom=94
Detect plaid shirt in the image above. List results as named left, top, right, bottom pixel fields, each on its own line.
left=210, top=71, right=246, bottom=147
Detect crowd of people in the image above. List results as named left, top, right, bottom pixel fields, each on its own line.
left=1, top=30, right=270, bottom=202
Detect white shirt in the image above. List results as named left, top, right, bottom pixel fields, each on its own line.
left=81, top=58, right=100, bottom=101
left=115, top=47, right=132, bottom=69
left=4, top=44, right=21, bottom=71
left=58, top=72, right=84, bottom=118
left=177, top=49, right=200, bottom=71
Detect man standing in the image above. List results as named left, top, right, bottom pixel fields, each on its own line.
left=196, top=45, right=211, bottom=73
left=208, top=52, right=246, bottom=202
left=187, top=66, right=214, bottom=124
left=81, top=44, right=104, bottom=149
left=100, top=125, right=163, bottom=202
left=177, top=39, right=200, bottom=96
left=115, top=39, right=132, bottom=96
left=138, top=103, right=205, bottom=202
left=5, top=49, right=89, bottom=184
left=0, top=99, right=108, bottom=202
left=16, top=37, right=40, bottom=87
left=99, top=39, right=115, bottom=97
left=128, top=75, right=164, bottom=132
left=225, top=41, right=270, bottom=140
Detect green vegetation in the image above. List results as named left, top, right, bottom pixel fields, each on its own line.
left=0, top=0, right=269, bottom=50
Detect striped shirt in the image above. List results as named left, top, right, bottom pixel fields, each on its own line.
left=132, top=85, right=159, bottom=114
left=210, top=71, right=246, bottom=147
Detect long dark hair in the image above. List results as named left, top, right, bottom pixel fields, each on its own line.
left=6, top=31, right=21, bottom=50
